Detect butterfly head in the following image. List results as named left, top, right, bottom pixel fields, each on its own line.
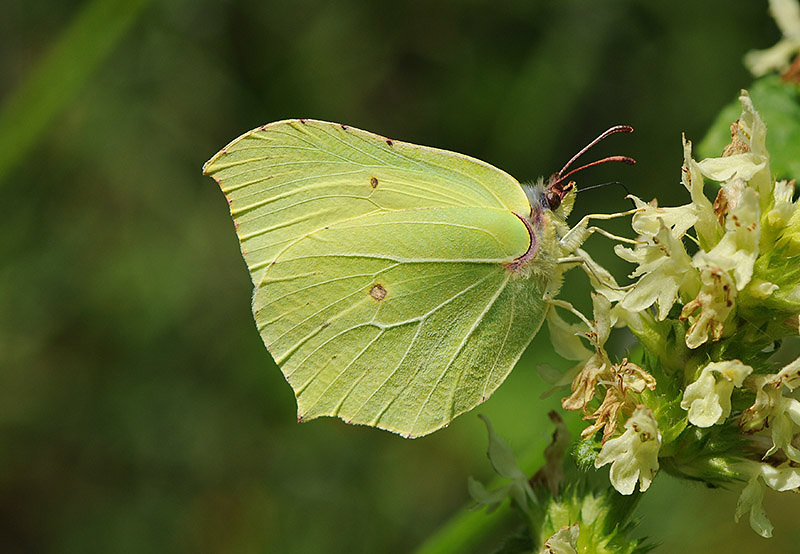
left=524, top=177, right=577, bottom=221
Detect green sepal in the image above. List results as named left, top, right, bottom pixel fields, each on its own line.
left=532, top=487, right=652, bottom=554
left=659, top=424, right=747, bottom=487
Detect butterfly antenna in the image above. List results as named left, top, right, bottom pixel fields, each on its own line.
left=555, top=155, right=635, bottom=184
left=556, top=125, right=634, bottom=178
left=549, top=126, right=635, bottom=191
left=577, top=180, right=632, bottom=197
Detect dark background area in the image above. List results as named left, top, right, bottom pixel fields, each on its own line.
left=1, top=0, right=797, bottom=552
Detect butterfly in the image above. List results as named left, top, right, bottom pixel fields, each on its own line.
left=204, top=119, right=633, bottom=437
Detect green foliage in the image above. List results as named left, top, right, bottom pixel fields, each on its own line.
left=699, top=76, right=800, bottom=179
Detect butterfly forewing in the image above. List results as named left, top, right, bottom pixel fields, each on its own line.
left=203, top=119, right=531, bottom=285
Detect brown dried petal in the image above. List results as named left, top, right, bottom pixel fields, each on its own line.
left=562, top=354, right=608, bottom=411
left=722, top=120, right=751, bottom=156
left=615, top=359, right=657, bottom=394
left=581, top=387, right=628, bottom=442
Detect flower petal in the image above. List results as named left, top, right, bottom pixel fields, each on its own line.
left=595, top=406, right=661, bottom=494
left=681, top=360, right=752, bottom=427
left=735, top=474, right=773, bottom=538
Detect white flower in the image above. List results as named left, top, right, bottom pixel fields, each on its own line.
left=735, top=471, right=773, bottom=538
left=680, top=186, right=759, bottom=350
left=681, top=136, right=721, bottom=248
left=766, top=395, right=800, bottom=461
left=761, top=461, right=800, bottom=490
left=697, top=154, right=767, bottom=184
left=737, top=92, right=772, bottom=204
left=681, top=360, right=753, bottom=427
left=694, top=187, right=761, bottom=291
left=679, top=266, right=737, bottom=349
left=595, top=405, right=661, bottom=495
left=764, top=179, right=797, bottom=246
left=539, top=523, right=580, bottom=554
left=740, top=356, right=800, bottom=462
left=616, top=93, right=771, bottom=332
left=628, top=195, right=697, bottom=241
left=616, top=223, right=699, bottom=321
left=744, top=0, right=800, bottom=76
left=736, top=459, right=800, bottom=538
left=700, top=92, right=771, bottom=210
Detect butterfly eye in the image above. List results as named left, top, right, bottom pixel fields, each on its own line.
left=545, top=189, right=562, bottom=211
left=544, top=181, right=574, bottom=211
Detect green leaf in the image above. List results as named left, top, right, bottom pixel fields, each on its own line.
left=204, top=119, right=562, bottom=437
left=480, top=414, right=529, bottom=481
left=467, top=476, right=510, bottom=513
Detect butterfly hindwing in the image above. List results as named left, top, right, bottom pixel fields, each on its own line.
left=255, top=207, right=546, bottom=437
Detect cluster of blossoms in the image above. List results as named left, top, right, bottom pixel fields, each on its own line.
left=469, top=5, right=800, bottom=550
left=549, top=90, right=800, bottom=538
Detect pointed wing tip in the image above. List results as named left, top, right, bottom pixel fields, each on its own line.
left=204, top=169, right=220, bottom=184
left=202, top=119, right=323, bottom=177
left=203, top=151, right=228, bottom=178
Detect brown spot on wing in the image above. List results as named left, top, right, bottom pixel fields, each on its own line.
left=370, top=176, right=379, bottom=189
left=370, top=283, right=387, bottom=301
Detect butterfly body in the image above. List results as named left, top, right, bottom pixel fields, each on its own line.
left=204, top=119, right=627, bottom=437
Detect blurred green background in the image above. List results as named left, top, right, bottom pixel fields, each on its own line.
left=2, top=0, right=797, bottom=552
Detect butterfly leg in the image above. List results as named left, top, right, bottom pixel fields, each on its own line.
left=587, top=226, right=642, bottom=245
left=558, top=207, right=644, bottom=252
left=548, top=298, right=594, bottom=329
left=555, top=251, right=634, bottom=293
